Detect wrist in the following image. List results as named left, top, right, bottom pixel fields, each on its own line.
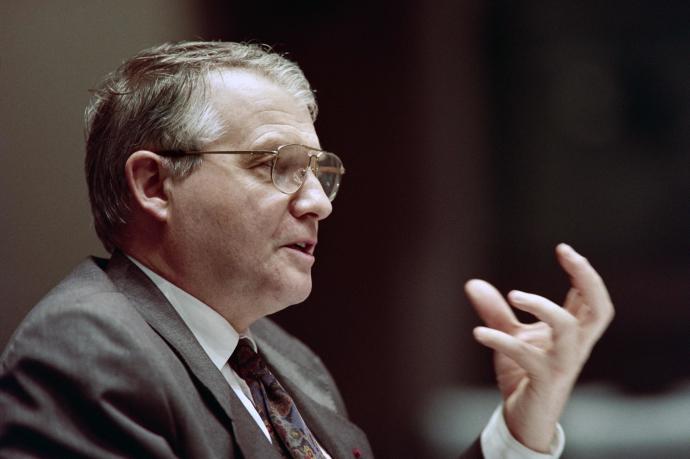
left=504, top=382, right=570, bottom=452
left=504, top=404, right=555, bottom=452
left=483, top=404, right=566, bottom=458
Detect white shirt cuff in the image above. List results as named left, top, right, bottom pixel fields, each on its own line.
left=480, top=404, right=565, bottom=459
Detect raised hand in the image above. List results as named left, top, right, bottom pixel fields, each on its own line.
left=465, top=243, right=614, bottom=452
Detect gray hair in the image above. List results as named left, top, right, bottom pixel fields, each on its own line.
left=85, top=41, right=317, bottom=252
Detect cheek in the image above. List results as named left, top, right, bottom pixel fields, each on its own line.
left=174, top=171, right=291, bottom=255
left=236, top=182, right=293, bottom=235
left=214, top=194, right=288, bottom=260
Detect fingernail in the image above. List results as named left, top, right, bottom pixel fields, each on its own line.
left=509, top=290, right=527, bottom=302
left=473, top=327, right=488, bottom=339
left=559, top=243, right=577, bottom=258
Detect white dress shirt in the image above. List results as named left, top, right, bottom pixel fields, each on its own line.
left=129, top=257, right=564, bottom=458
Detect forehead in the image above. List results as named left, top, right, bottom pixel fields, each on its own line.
left=205, top=69, right=318, bottom=149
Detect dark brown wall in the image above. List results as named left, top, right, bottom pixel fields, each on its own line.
left=2, top=1, right=688, bottom=457
left=0, top=1, right=206, bottom=344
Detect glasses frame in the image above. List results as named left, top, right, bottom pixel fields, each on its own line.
left=157, top=144, right=345, bottom=201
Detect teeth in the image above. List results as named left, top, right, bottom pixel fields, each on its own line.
left=295, top=242, right=307, bottom=249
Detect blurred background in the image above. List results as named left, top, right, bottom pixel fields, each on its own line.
left=1, top=1, right=688, bottom=457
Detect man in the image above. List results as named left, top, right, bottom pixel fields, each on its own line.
left=0, top=41, right=613, bottom=458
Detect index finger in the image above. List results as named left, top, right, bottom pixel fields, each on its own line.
left=465, top=279, right=521, bottom=333
left=556, top=243, right=614, bottom=324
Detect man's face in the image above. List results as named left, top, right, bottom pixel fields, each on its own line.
left=164, top=69, right=332, bottom=330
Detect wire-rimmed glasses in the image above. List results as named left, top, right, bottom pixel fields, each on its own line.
left=158, top=144, right=345, bottom=201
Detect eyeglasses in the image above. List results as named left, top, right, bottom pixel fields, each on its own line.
left=157, top=144, right=345, bottom=201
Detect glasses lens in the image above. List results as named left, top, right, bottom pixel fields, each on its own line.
left=315, top=152, right=343, bottom=201
left=272, top=145, right=308, bottom=194
left=272, top=145, right=344, bottom=200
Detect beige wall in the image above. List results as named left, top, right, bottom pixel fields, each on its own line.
left=0, top=1, right=205, bottom=347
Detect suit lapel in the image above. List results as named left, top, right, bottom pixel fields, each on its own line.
left=282, top=378, right=371, bottom=459
left=104, top=252, right=282, bottom=459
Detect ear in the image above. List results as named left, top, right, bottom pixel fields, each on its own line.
left=125, top=151, right=172, bottom=222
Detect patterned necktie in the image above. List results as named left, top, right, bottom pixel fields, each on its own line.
left=229, top=338, right=327, bottom=459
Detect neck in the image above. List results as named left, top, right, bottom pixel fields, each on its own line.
left=123, top=243, right=261, bottom=333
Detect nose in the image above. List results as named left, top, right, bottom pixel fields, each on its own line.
left=290, top=169, right=333, bottom=221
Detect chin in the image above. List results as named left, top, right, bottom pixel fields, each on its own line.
left=263, top=273, right=312, bottom=314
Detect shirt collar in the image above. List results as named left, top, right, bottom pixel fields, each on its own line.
left=127, top=255, right=257, bottom=369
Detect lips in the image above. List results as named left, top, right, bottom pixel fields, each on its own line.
left=283, top=239, right=316, bottom=256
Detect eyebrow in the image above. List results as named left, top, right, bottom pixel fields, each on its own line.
left=249, top=131, right=321, bottom=151
left=247, top=133, right=288, bottom=150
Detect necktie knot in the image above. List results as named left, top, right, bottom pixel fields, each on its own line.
left=228, top=337, right=327, bottom=458
left=230, top=338, right=269, bottom=381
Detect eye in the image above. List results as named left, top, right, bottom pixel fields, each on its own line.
left=243, top=153, right=275, bottom=169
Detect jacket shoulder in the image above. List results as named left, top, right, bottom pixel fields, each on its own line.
left=2, top=257, right=144, bottom=362
left=0, top=257, right=189, bottom=457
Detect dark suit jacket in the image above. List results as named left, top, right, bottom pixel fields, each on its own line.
left=1, top=253, right=483, bottom=458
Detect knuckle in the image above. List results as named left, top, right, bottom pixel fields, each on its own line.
left=560, top=313, right=579, bottom=330
left=567, top=313, right=579, bottom=326
left=515, top=340, right=532, bottom=357
left=595, top=301, right=615, bottom=321
left=605, top=305, right=615, bottom=323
